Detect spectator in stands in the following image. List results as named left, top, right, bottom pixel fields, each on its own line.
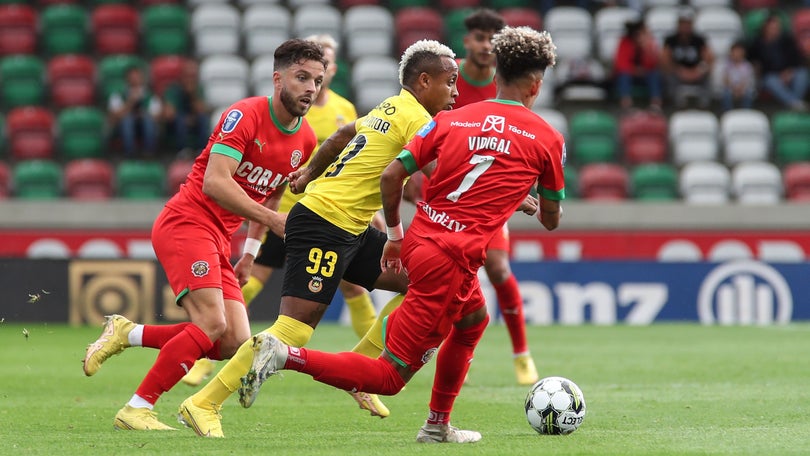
left=720, top=41, right=756, bottom=112
left=614, top=20, right=662, bottom=110
left=162, top=60, right=210, bottom=158
left=747, top=13, right=809, bottom=111
left=108, top=65, right=162, bottom=157
left=661, top=9, right=714, bottom=109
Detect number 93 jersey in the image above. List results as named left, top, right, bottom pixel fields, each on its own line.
left=300, top=89, right=432, bottom=235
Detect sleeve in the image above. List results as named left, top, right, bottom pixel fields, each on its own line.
left=210, top=101, right=254, bottom=162
left=399, top=118, right=438, bottom=175
left=538, top=134, right=567, bottom=201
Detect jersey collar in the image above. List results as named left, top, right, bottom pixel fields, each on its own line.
left=459, top=59, right=496, bottom=87
left=268, top=96, right=302, bottom=134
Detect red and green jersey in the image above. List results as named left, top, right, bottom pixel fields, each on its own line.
left=454, top=59, right=497, bottom=109
left=398, top=99, right=566, bottom=269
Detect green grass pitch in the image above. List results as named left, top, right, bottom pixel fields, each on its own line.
left=1, top=322, right=809, bottom=455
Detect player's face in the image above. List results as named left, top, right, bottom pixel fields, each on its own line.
left=423, top=56, right=459, bottom=116
left=277, top=59, right=325, bottom=117
left=464, top=29, right=497, bottom=69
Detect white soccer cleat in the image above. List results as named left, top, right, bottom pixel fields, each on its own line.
left=238, top=333, right=284, bottom=408
left=416, top=422, right=482, bottom=444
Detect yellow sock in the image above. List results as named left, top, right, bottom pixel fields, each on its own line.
left=267, top=315, right=314, bottom=347
left=241, top=275, right=264, bottom=307
left=351, top=294, right=403, bottom=358
left=193, top=338, right=254, bottom=406
left=344, top=292, right=377, bottom=338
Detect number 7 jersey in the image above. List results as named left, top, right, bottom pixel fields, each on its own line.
left=399, top=99, right=566, bottom=269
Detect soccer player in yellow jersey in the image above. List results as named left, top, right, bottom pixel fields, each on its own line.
left=180, top=35, right=379, bottom=387
left=178, top=39, right=459, bottom=438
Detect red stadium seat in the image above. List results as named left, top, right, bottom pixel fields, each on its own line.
left=737, top=0, right=778, bottom=11
left=6, top=107, right=55, bottom=161
left=138, top=0, right=181, bottom=6
left=92, top=4, right=140, bottom=56
left=579, top=163, right=629, bottom=200
left=39, top=0, right=80, bottom=5
left=47, top=55, right=96, bottom=108
left=783, top=162, right=810, bottom=201
left=395, top=7, right=443, bottom=55
left=793, top=9, right=810, bottom=57
left=0, top=5, right=37, bottom=56
left=0, top=161, right=10, bottom=199
left=64, top=159, right=115, bottom=200
left=150, top=55, right=188, bottom=96
left=619, top=111, right=668, bottom=165
left=167, top=158, right=194, bottom=195
left=439, top=0, right=482, bottom=9
left=338, top=0, right=382, bottom=9
left=500, top=8, right=542, bottom=30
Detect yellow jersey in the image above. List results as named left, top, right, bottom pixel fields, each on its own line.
left=278, top=89, right=358, bottom=213
left=300, top=89, right=431, bottom=235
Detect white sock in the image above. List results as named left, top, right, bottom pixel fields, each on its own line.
left=128, top=325, right=144, bottom=347
left=127, top=394, right=153, bottom=410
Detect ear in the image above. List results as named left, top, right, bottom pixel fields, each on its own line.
left=418, top=71, right=432, bottom=89
left=272, top=70, right=282, bottom=87
left=530, top=78, right=541, bottom=98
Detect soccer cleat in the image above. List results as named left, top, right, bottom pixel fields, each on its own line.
left=181, top=358, right=217, bottom=387
left=416, top=422, right=482, bottom=443
left=514, top=354, right=539, bottom=386
left=348, top=391, right=390, bottom=418
left=238, top=333, right=283, bottom=408
left=83, top=314, right=135, bottom=376
left=113, top=405, right=177, bottom=431
left=178, top=397, right=223, bottom=438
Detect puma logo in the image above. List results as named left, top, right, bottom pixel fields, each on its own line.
left=254, top=138, right=266, bottom=153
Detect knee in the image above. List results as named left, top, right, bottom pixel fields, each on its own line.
left=197, top=315, right=227, bottom=341
left=485, top=259, right=511, bottom=284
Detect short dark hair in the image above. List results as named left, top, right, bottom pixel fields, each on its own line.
left=464, top=8, right=505, bottom=33
left=274, top=39, right=327, bottom=72
left=492, top=26, right=556, bottom=84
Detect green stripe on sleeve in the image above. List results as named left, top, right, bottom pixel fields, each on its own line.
left=396, top=150, right=419, bottom=175
left=540, top=187, right=566, bottom=201
left=211, top=143, right=243, bottom=161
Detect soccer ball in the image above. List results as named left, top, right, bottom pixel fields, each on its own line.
left=524, top=376, right=586, bottom=435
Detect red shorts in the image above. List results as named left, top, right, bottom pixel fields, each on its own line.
left=487, top=223, right=510, bottom=252
left=384, top=235, right=485, bottom=369
left=151, top=207, right=244, bottom=304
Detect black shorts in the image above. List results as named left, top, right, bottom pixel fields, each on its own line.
left=282, top=203, right=385, bottom=305
left=254, top=231, right=286, bottom=269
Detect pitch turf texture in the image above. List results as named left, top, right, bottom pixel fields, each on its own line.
left=2, top=323, right=809, bottom=456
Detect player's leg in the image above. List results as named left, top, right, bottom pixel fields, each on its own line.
left=339, top=280, right=377, bottom=338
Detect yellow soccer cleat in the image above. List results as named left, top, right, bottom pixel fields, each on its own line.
left=348, top=391, right=390, bottom=418
left=181, top=358, right=217, bottom=387
left=514, top=354, right=539, bottom=386
left=178, top=397, right=224, bottom=438
left=113, top=405, right=177, bottom=431
left=83, top=314, right=135, bottom=376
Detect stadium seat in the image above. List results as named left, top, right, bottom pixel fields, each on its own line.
left=395, top=7, right=443, bottom=56
left=167, top=158, right=194, bottom=194
left=351, top=56, right=400, bottom=115
left=388, top=0, right=430, bottom=10
left=191, top=3, right=240, bottom=58
left=783, top=162, right=810, bottom=201
left=731, top=161, right=782, bottom=204
left=57, top=107, right=106, bottom=160
left=149, top=55, right=188, bottom=96
left=287, top=0, right=331, bottom=8
left=619, top=111, right=668, bottom=165
left=0, top=55, right=45, bottom=108
left=489, top=0, right=532, bottom=9
left=544, top=7, right=593, bottom=61
left=186, top=0, right=232, bottom=6
left=569, top=110, right=618, bottom=165
left=443, top=8, right=473, bottom=57
left=64, top=158, right=114, bottom=199
left=343, top=6, right=394, bottom=61
left=0, top=161, right=10, bottom=198
left=98, top=54, right=146, bottom=100
left=0, top=4, right=36, bottom=56
left=771, top=111, right=810, bottom=164
left=643, top=0, right=680, bottom=7
left=669, top=110, right=719, bottom=166
left=579, top=163, right=629, bottom=200
left=533, top=108, right=568, bottom=141
left=250, top=55, right=275, bottom=97
left=594, top=7, right=640, bottom=63
left=200, top=54, right=249, bottom=108
left=243, top=5, right=290, bottom=60
left=631, top=163, right=678, bottom=200
left=531, top=65, right=556, bottom=109
left=236, top=0, right=283, bottom=6
left=689, top=0, right=731, bottom=7
left=720, top=109, right=770, bottom=165
left=554, top=58, right=608, bottom=103
left=293, top=5, right=342, bottom=42
left=679, top=161, right=731, bottom=204
left=6, top=107, right=55, bottom=161
left=744, top=9, right=790, bottom=41
left=563, top=166, right=578, bottom=199
left=116, top=160, right=166, bottom=198
left=792, top=9, right=810, bottom=57
left=47, top=55, right=96, bottom=108
left=439, top=0, right=481, bottom=9
left=645, top=6, right=679, bottom=46
left=693, top=7, right=743, bottom=59
left=338, top=0, right=382, bottom=8
left=331, top=57, right=352, bottom=99
left=142, top=4, right=190, bottom=56
left=40, top=4, right=88, bottom=55
left=13, top=160, right=62, bottom=199
left=499, top=8, right=542, bottom=30
left=91, top=4, right=139, bottom=55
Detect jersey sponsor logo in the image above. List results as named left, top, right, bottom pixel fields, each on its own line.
left=420, top=202, right=467, bottom=232
left=308, top=276, right=323, bottom=293
left=362, top=115, right=391, bottom=134
left=482, top=115, right=505, bottom=133
left=235, top=162, right=285, bottom=195
left=467, top=136, right=512, bottom=154
left=449, top=120, right=481, bottom=128
left=508, top=124, right=536, bottom=140
left=221, top=109, right=243, bottom=133
left=421, top=347, right=438, bottom=364
left=416, top=120, right=435, bottom=137
left=290, top=150, right=303, bottom=168
left=191, top=260, right=210, bottom=277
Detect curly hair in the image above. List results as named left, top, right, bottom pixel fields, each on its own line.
left=464, top=8, right=506, bottom=33
left=492, top=26, right=556, bottom=84
left=274, top=38, right=327, bottom=72
left=398, top=39, right=455, bottom=87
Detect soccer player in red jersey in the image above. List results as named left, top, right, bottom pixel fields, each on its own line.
left=81, top=39, right=325, bottom=431
left=242, top=26, right=564, bottom=443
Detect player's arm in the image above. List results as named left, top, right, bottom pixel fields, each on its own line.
left=289, top=122, right=357, bottom=194
left=537, top=196, right=561, bottom=231
left=379, top=155, right=412, bottom=274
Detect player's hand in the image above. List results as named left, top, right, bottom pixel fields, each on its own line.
left=234, top=254, right=254, bottom=287
left=380, top=240, right=403, bottom=274
left=518, top=195, right=539, bottom=215
left=288, top=168, right=313, bottom=194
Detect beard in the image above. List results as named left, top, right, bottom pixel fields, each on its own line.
left=279, top=86, right=307, bottom=117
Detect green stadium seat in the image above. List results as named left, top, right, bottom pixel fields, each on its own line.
left=631, top=163, right=678, bottom=200
left=117, top=160, right=166, bottom=199
left=388, top=0, right=430, bottom=11
left=98, top=54, right=146, bottom=100
left=743, top=8, right=790, bottom=41
left=58, top=107, right=106, bottom=160
left=13, top=160, right=62, bottom=199
left=444, top=8, right=474, bottom=57
left=564, top=166, right=578, bottom=199
left=0, top=55, right=45, bottom=108
left=142, top=5, right=190, bottom=57
left=487, top=0, right=533, bottom=9
left=569, top=110, right=618, bottom=165
left=331, top=58, right=352, bottom=100
left=772, top=111, right=810, bottom=164
left=40, top=4, right=88, bottom=55
left=0, top=160, right=9, bottom=198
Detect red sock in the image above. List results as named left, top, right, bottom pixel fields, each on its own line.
left=429, top=315, right=489, bottom=418
left=142, top=322, right=190, bottom=349
left=494, top=275, right=528, bottom=354
left=205, top=339, right=222, bottom=361
left=287, top=348, right=405, bottom=395
left=135, top=324, right=213, bottom=404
